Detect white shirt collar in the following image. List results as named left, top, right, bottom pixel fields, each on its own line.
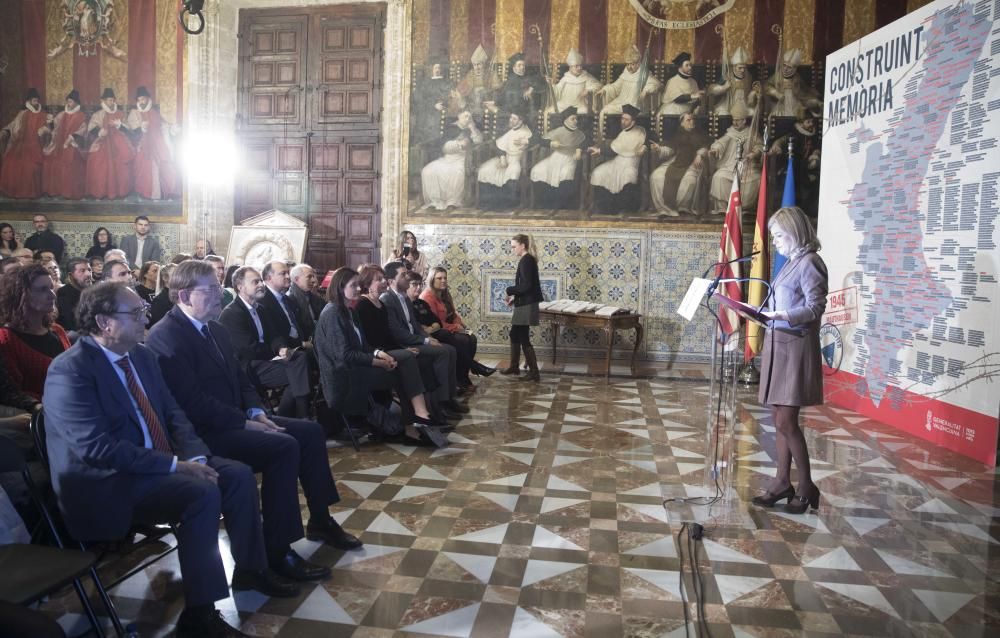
left=101, top=102, right=118, bottom=114
left=178, top=306, right=208, bottom=333
left=266, top=284, right=286, bottom=299
left=97, top=341, right=131, bottom=366
left=239, top=295, right=258, bottom=312
left=25, top=101, right=41, bottom=113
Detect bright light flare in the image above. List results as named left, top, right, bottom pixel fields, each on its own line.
left=179, top=131, right=241, bottom=187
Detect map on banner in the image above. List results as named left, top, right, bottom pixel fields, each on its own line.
left=817, top=0, right=999, bottom=464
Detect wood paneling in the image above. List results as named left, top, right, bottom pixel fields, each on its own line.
left=236, top=5, right=384, bottom=271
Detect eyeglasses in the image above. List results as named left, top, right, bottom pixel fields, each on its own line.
left=109, top=303, right=151, bottom=321
left=187, top=284, right=223, bottom=295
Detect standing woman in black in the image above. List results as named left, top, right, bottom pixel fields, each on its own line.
left=499, top=233, right=543, bottom=382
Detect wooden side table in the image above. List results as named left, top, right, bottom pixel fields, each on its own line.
left=540, top=309, right=644, bottom=379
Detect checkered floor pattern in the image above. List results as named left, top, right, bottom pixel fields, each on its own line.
left=42, top=371, right=1000, bottom=637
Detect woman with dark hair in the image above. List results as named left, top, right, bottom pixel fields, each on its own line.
left=0, top=223, right=17, bottom=257
left=420, top=266, right=494, bottom=392
left=499, top=233, right=542, bottom=381
left=0, top=263, right=71, bottom=399
left=390, top=230, right=428, bottom=277
left=753, top=206, right=828, bottom=515
left=135, top=261, right=160, bottom=302
left=85, top=226, right=115, bottom=259
left=147, top=263, right=175, bottom=327
left=314, top=267, right=448, bottom=447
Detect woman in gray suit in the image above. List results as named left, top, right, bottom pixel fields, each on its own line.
left=753, top=207, right=828, bottom=514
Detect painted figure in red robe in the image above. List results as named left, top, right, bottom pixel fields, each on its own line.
left=127, top=86, right=180, bottom=200
left=0, top=88, right=49, bottom=199
left=42, top=90, right=88, bottom=199
left=86, top=87, right=135, bottom=199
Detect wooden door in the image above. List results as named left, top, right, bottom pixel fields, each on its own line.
left=236, top=5, right=383, bottom=272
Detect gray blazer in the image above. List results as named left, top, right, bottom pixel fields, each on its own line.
left=379, top=290, right=426, bottom=347
left=120, top=234, right=163, bottom=267
left=758, top=251, right=828, bottom=407
left=43, top=336, right=209, bottom=541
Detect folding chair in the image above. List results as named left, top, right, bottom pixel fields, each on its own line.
left=0, top=434, right=106, bottom=637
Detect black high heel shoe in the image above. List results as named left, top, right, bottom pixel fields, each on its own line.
left=471, top=361, right=496, bottom=377
left=783, top=488, right=821, bottom=514
left=750, top=486, right=795, bottom=507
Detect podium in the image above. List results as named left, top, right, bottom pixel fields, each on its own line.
left=666, top=278, right=768, bottom=528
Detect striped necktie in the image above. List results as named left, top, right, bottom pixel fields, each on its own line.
left=115, top=356, right=173, bottom=453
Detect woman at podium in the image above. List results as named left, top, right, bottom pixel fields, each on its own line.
left=754, top=206, right=828, bottom=515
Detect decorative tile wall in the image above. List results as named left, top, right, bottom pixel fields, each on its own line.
left=6, top=220, right=185, bottom=263
left=410, top=224, right=720, bottom=363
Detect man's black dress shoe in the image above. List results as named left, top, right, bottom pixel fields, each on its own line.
left=306, top=517, right=364, bottom=550
left=270, top=550, right=331, bottom=581
left=176, top=609, right=249, bottom=637
left=444, top=400, right=469, bottom=414
left=230, top=567, right=300, bottom=598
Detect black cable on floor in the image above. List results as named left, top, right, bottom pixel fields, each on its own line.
left=677, top=523, right=691, bottom=638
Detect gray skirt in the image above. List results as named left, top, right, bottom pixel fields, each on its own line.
left=511, top=302, right=540, bottom=326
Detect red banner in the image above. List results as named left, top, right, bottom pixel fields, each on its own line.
left=825, top=369, right=999, bottom=466
left=128, top=0, right=157, bottom=102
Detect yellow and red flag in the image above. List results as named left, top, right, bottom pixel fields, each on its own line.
left=745, top=151, right=770, bottom=360
left=717, top=170, right=744, bottom=336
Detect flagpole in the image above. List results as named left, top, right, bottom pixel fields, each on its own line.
left=739, top=121, right=770, bottom=386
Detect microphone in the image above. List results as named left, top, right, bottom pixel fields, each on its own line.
left=701, top=251, right=760, bottom=279
left=704, top=252, right=761, bottom=296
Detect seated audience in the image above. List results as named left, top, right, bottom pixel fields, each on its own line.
left=171, top=252, right=194, bottom=265
left=34, top=249, right=58, bottom=269
left=0, top=223, right=17, bottom=257
left=85, top=226, right=116, bottom=259
left=103, top=259, right=135, bottom=285
left=148, top=263, right=175, bottom=327
left=55, top=257, right=94, bottom=332
left=135, top=261, right=160, bottom=302
left=355, top=265, right=445, bottom=417
left=420, top=266, right=494, bottom=391
left=44, top=281, right=296, bottom=638
left=104, top=248, right=128, bottom=264
left=288, top=263, right=324, bottom=341
left=146, top=261, right=361, bottom=579
left=391, top=230, right=428, bottom=277
left=204, top=255, right=234, bottom=307
left=258, top=260, right=307, bottom=352
left=89, top=255, right=104, bottom=281
left=193, top=239, right=215, bottom=259
left=0, top=263, right=71, bottom=400
left=381, top=261, right=466, bottom=417
left=314, top=267, right=448, bottom=447
left=1, top=256, right=19, bottom=276
left=219, top=266, right=312, bottom=418
left=45, top=260, right=63, bottom=291
left=11, top=248, right=34, bottom=266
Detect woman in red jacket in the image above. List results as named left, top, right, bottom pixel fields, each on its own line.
left=0, top=263, right=71, bottom=400
left=419, top=266, right=495, bottom=393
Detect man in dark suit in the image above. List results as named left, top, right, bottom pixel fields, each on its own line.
left=44, top=282, right=298, bottom=638
left=380, top=261, right=467, bottom=418
left=258, top=260, right=306, bottom=351
left=288, top=263, right=325, bottom=341
left=119, top=215, right=163, bottom=268
left=219, top=266, right=313, bottom=418
left=149, top=261, right=362, bottom=571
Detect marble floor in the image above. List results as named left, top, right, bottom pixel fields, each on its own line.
left=43, top=370, right=1000, bottom=637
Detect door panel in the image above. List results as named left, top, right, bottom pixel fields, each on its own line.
left=237, top=5, right=383, bottom=269
left=240, top=15, right=308, bottom=131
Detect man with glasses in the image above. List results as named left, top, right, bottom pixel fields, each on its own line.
left=44, top=281, right=296, bottom=638
left=147, top=262, right=361, bottom=580
left=23, top=214, right=65, bottom=264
